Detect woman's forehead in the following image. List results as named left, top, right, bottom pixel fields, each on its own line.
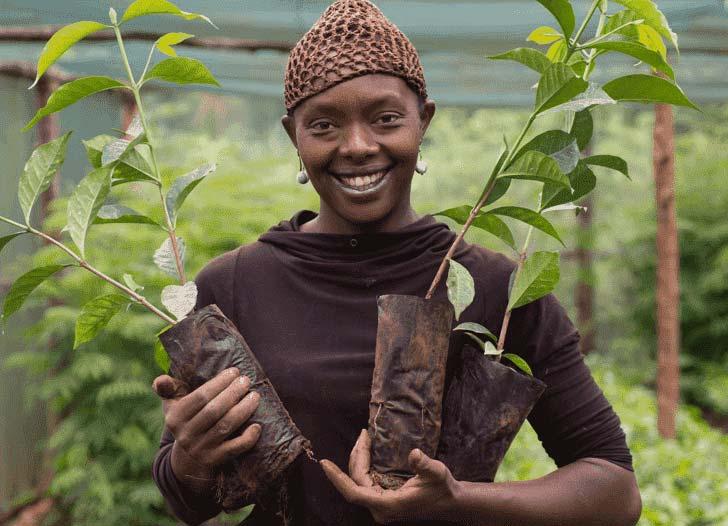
left=296, top=74, right=417, bottom=116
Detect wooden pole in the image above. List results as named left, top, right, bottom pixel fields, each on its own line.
left=653, top=101, right=681, bottom=439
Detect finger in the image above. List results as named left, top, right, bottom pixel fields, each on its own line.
left=176, top=368, right=242, bottom=421
left=213, top=423, right=262, bottom=464
left=322, top=459, right=384, bottom=507
left=152, top=375, right=189, bottom=399
left=187, top=374, right=252, bottom=434
left=408, top=449, right=448, bottom=481
left=349, top=429, right=374, bottom=487
left=201, top=390, right=260, bottom=446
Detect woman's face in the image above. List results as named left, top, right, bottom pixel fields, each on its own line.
left=282, top=74, right=436, bottom=234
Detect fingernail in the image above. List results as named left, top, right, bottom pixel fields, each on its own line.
left=238, top=375, right=249, bottom=386
left=227, top=367, right=239, bottom=376
left=245, top=391, right=258, bottom=402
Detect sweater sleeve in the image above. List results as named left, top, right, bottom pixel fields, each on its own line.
left=151, top=249, right=240, bottom=524
left=507, top=293, right=634, bottom=472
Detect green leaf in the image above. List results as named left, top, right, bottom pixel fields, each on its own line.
left=472, top=213, right=516, bottom=250
left=507, top=251, right=560, bottom=310
left=503, top=353, right=534, bottom=376
left=67, top=166, right=112, bottom=258
left=18, top=132, right=72, bottom=223
left=2, top=265, right=68, bottom=319
left=144, top=57, right=220, bottom=87
left=29, top=21, right=109, bottom=89
left=454, top=322, right=497, bottom=343
left=602, top=74, right=698, bottom=110
left=165, top=164, right=216, bottom=225
left=74, top=294, right=129, bottom=349
left=94, top=205, right=159, bottom=226
left=603, top=9, right=642, bottom=39
left=518, top=130, right=573, bottom=159
left=112, top=148, right=157, bottom=185
left=101, top=132, right=147, bottom=166
left=611, top=0, right=678, bottom=49
left=155, top=32, right=194, bottom=57
left=500, top=151, right=570, bottom=188
left=25, top=77, right=127, bottom=131
left=82, top=134, right=116, bottom=168
left=446, top=258, right=475, bottom=322
left=488, top=48, right=551, bottom=74
left=434, top=205, right=472, bottom=225
left=535, top=63, right=588, bottom=114
left=536, top=0, right=576, bottom=38
left=485, top=178, right=511, bottom=206
left=570, top=109, right=593, bottom=151
left=488, top=206, right=564, bottom=246
left=121, top=0, right=218, bottom=28
left=527, top=26, right=562, bottom=45
left=584, top=154, right=630, bottom=179
left=542, top=160, right=597, bottom=210
left=546, top=39, right=567, bottom=62
left=154, top=338, right=171, bottom=373
left=586, top=41, right=674, bottom=79
left=637, top=24, right=667, bottom=61
left=0, top=233, right=25, bottom=257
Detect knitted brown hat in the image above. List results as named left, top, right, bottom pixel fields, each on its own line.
left=284, top=0, right=427, bottom=111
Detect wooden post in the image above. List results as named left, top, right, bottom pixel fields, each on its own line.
left=653, top=101, right=680, bottom=439
left=120, top=91, right=137, bottom=132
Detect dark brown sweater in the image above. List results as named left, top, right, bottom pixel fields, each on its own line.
left=152, top=210, right=632, bottom=525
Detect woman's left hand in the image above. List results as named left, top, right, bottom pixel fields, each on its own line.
left=320, top=429, right=461, bottom=524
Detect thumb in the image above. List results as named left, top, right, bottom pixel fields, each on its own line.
left=408, top=449, right=446, bottom=480
left=152, top=375, right=189, bottom=399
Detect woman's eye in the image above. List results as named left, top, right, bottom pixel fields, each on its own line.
left=377, top=114, right=400, bottom=125
left=312, top=121, right=333, bottom=131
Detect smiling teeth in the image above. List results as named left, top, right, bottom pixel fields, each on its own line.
left=338, top=169, right=388, bottom=190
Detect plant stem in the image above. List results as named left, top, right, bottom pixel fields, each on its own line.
left=113, top=23, right=187, bottom=284
left=0, top=215, right=176, bottom=325
left=495, top=225, right=535, bottom=356
left=140, top=44, right=155, bottom=83
left=425, top=111, right=538, bottom=300
left=580, top=7, right=608, bottom=81
left=566, top=0, right=601, bottom=61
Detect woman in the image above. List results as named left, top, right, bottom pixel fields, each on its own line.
left=152, top=1, right=642, bottom=524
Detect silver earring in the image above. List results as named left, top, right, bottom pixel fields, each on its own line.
left=415, top=149, right=428, bottom=175
left=296, top=154, right=309, bottom=184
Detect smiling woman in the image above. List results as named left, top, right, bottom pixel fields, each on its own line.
left=151, top=1, right=641, bottom=525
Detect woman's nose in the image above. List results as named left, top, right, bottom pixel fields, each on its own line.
left=338, top=123, right=379, bottom=160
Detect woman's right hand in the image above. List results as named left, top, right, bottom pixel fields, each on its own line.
left=152, top=367, right=262, bottom=490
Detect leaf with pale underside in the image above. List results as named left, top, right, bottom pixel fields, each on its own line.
left=121, top=0, right=218, bottom=28
left=153, top=237, right=185, bottom=279
left=94, top=205, right=159, bottom=226
left=125, top=114, right=144, bottom=138
left=507, top=251, right=560, bottom=310
left=602, top=74, right=698, bottom=110
left=527, top=26, right=562, bottom=45
left=74, top=294, right=129, bottom=349
left=543, top=202, right=588, bottom=215
left=454, top=322, right=497, bottom=343
left=549, top=140, right=580, bottom=174
left=161, top=282, right=197, bottom=320
left=82, top=134, right=116, bottom=168
left=144, top=57, right=220, bottom=87
left=542, top=82, right=616, bottom=114
left=488, top=206, right=564, bottom=246
left=25, top=77, right=126, bottom=131
left=166, top=164, right=216, bottom=225
left=67, top=166, right=112, bottom=258
left=155, top=32, right=194, bottom=57
left=488, top=48, right=551, bottom=74
left=536, top=0, right=576, bottom=38
left=503, top=353, right=534, bottom=376
left=29, top=21, right=109, bottom=89
left=535, top=64, right=588, bottom=115
left=2, top=265, right=69, bottom=319
left=500, top=151, right=570, bottom=188
left=18, top=132, right=72, bottom=224
left=446, top=258, right=474, bottom=322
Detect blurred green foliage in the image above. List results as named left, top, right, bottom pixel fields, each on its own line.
left=2, top=93, right=727, bottom=524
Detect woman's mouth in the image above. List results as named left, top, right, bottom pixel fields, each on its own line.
left=330, top=167, right=391, bottom=192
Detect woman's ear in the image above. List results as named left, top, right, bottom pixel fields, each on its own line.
left=281, top=114, right=298, bottom=148
left=419, top=99, right=436, bottom=137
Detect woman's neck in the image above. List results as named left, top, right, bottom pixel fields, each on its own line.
left=300, top=205, right=421, bottom=234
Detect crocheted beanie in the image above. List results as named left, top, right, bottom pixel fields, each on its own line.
left=284, top=0, right=427, bottom=111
